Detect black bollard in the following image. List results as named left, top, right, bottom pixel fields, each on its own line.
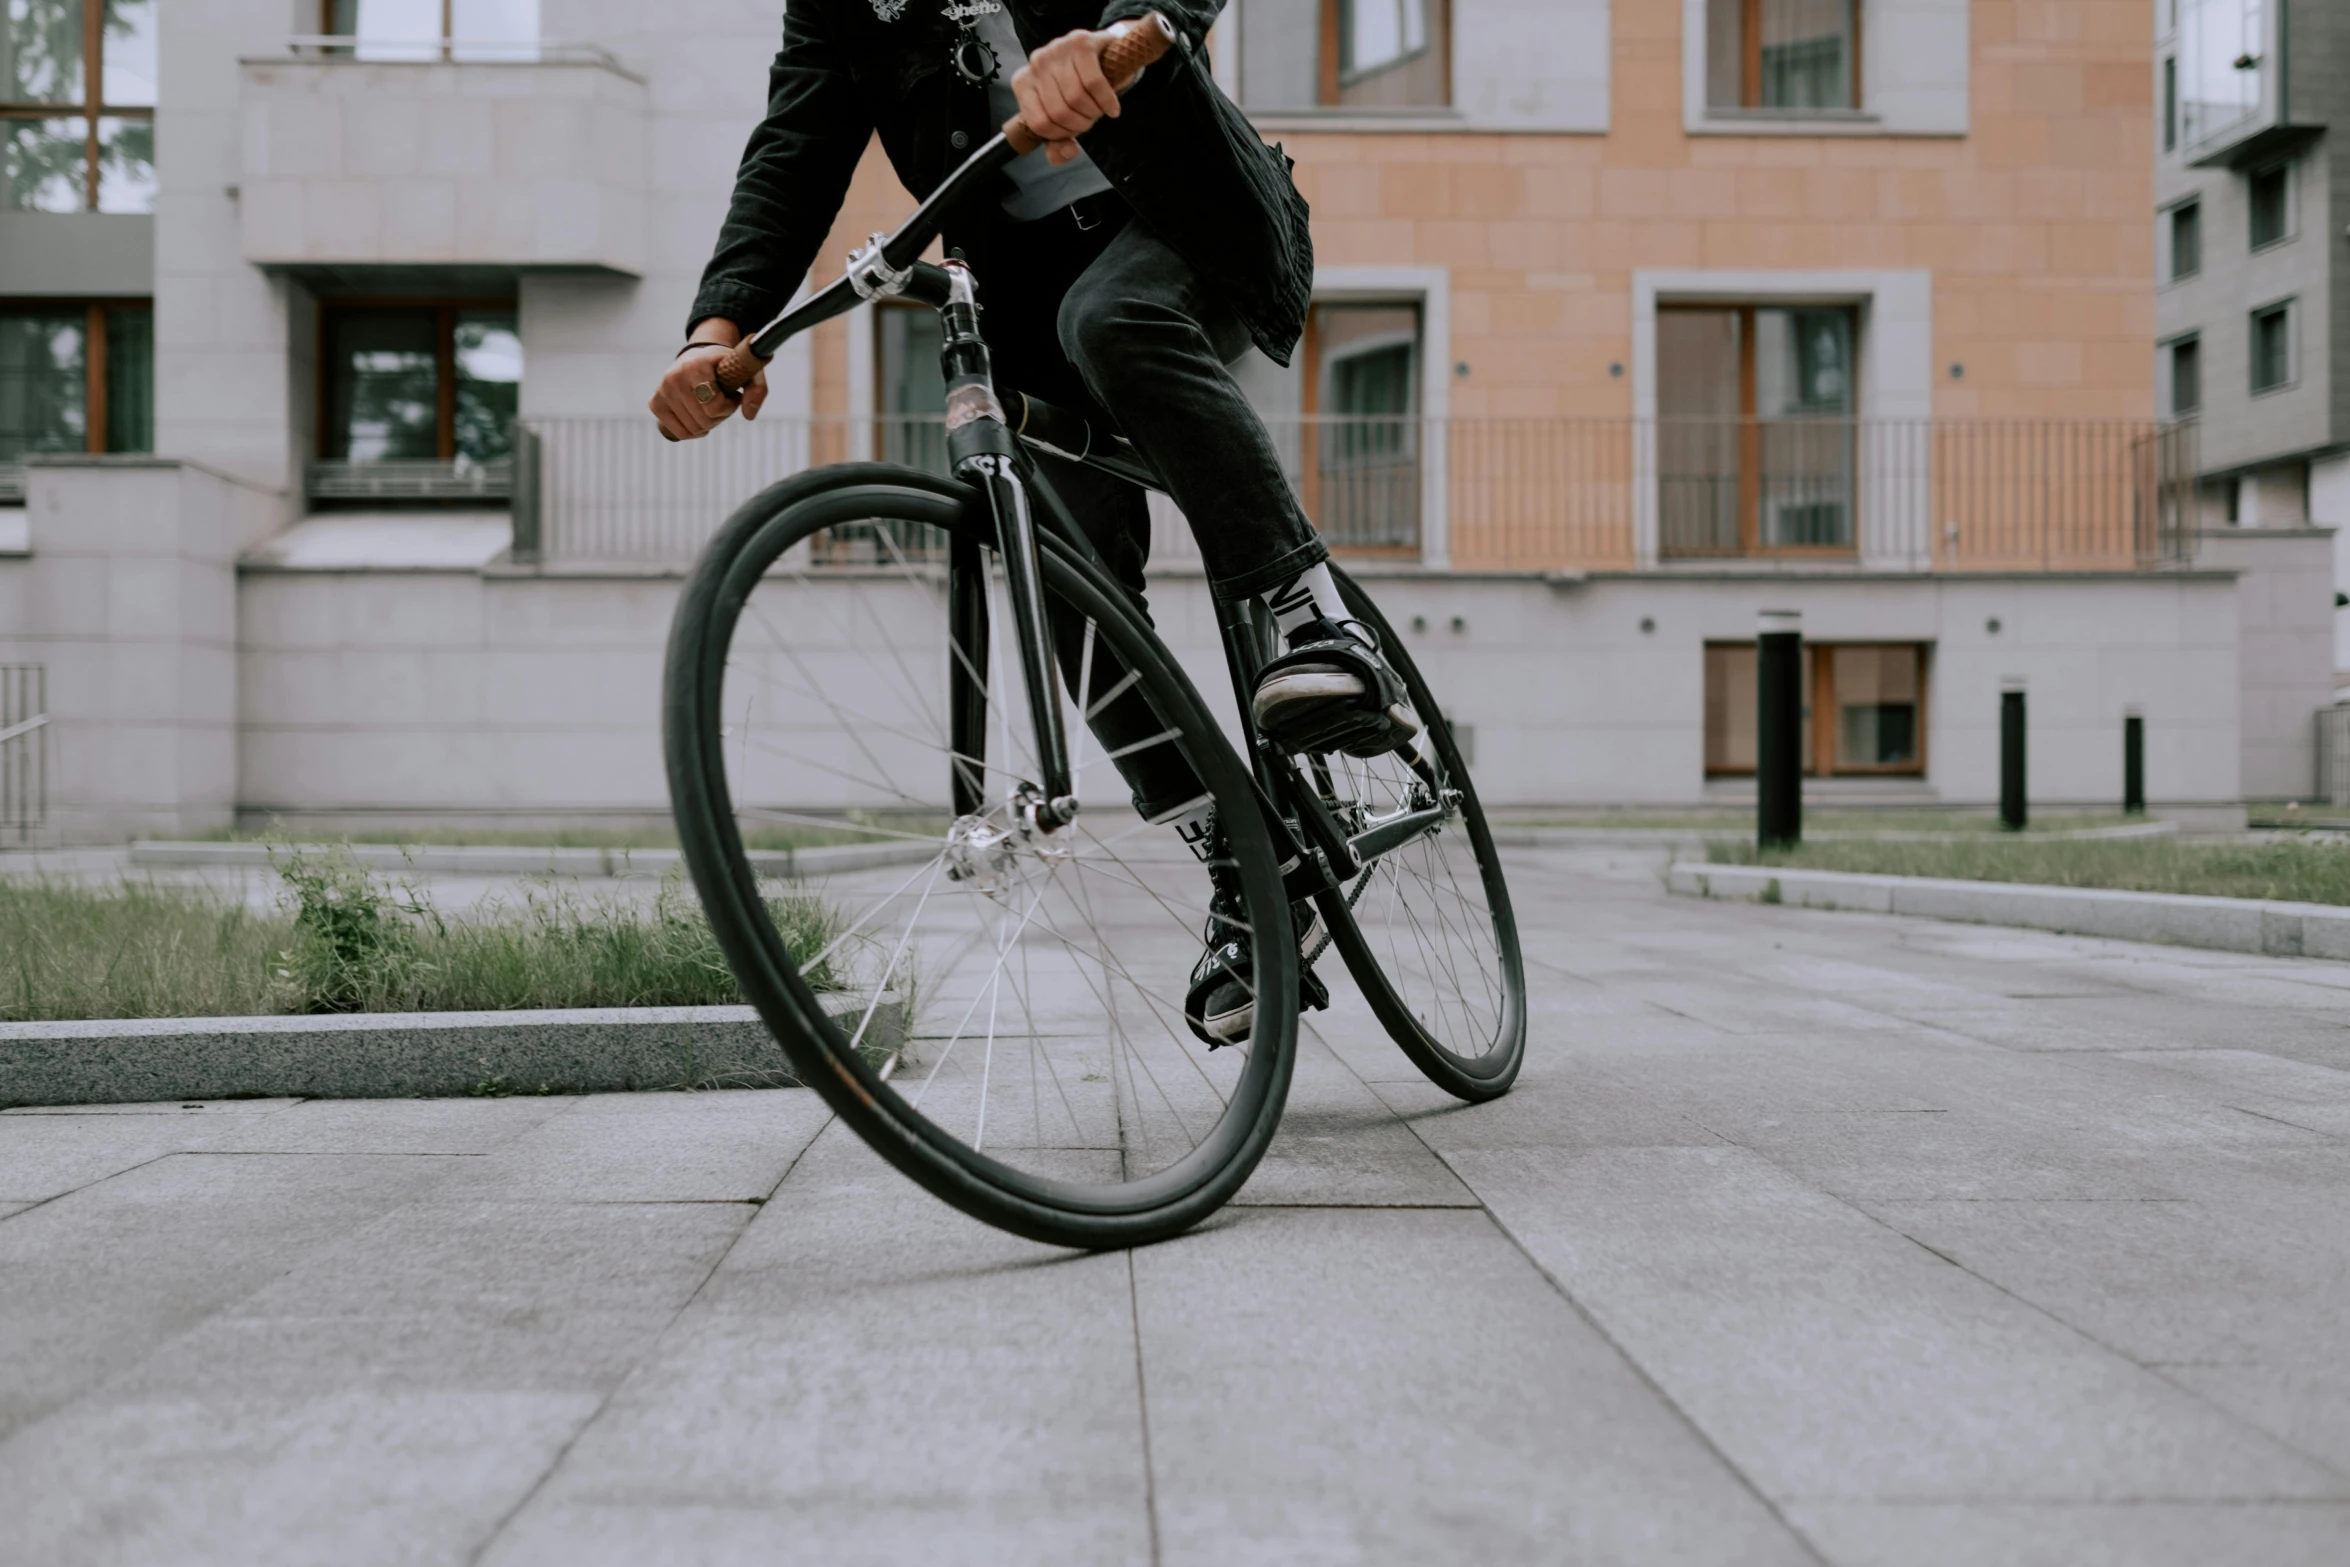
left=2123, top=709, right=2145, bottom=816
left=2000, top=680, right=2028, bottom=832
left=1757, top=610, right=1803, bottom=849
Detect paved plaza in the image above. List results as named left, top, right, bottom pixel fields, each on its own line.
left=5, top=844, right=2350, bottom=1564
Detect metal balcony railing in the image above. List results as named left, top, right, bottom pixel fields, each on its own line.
left=280, top=36, right=631, bottom=72
left=306, top=459, right=513, bottom=505
left=0, top=665, right=45, bottom=845
left=510, top=416, right=2198, bottom=574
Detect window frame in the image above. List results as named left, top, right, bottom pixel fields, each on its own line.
left=2248, top=297, right=2294, bottom=396
left=2246, top=159, right=2294, bottom=252
left=2165, top=199, right=2201, bottom=283
left=1299, top=297, right=1426, bottom=557
left=0, top=294, right=151, bottom=456
left=1657, top=300, right=1863, bottom=562
left=313, top=294, right=520, bottom=466
left=2165, top=332, right=2201, bottom=418
left=1706, top=0, right=1865, bottom=118
left=1703, top=638, right=1929, bottom=779
left=0, top=0, right=156, bottom=213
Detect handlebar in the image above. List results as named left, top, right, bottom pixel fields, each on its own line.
left=705, top=12, right=1177, bottom=401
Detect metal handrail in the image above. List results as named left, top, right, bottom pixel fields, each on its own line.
left=276, top=36, right=635, bottom=75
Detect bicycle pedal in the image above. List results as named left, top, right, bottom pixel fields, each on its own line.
left=1301, top=966, right=1330, bottom=1012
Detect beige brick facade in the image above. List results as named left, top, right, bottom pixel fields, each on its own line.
left=805, top=0, right=2156, bottom=432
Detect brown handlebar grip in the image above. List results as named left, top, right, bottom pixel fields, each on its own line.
left=1001, top=12, right=1178, bottom=156
left=713, top=341, right=765, bottom=398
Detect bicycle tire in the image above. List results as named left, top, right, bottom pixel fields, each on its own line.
left=665, top=463, right=1300, bottom=1247
left=1309, top=566, right=1527, bottom=1101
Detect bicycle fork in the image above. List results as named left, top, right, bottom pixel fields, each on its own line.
left=939, top=262, right=1077, bottom=832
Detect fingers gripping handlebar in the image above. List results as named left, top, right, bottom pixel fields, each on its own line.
left=707, top=12, right=1177, bottom=400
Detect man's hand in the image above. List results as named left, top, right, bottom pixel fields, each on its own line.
left=1014, top=28, right=1127, bottom=167
left=650, top=319, right=767, bottom=441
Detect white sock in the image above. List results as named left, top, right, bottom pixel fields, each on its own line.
left=1159, top=798, right=1217, bottom=863
left=1262, top=562, right=1347, bottom=640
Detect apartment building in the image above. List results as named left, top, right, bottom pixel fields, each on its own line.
left=2151, top=0, right=2349, bottom=661
left=0, top=0, right=2327, bottom=839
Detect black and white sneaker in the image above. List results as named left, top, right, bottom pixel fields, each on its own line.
left=1183, top=867, right=1329, bottom=1048
left=1251, top=616, right=1419, bottom=759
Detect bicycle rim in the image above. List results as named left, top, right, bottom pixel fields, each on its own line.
left=665, top=464, right=1298, bottom=1247
left=1311, top=567, right=1526, bottom=1100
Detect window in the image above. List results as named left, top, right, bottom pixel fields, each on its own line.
left=1235, top=0, right=1448, bottom=111
left=2162, top=55, right=2176, bottom=152
left=876, top=302, right=946, bottom=476
left=2171, top=0, right=2263, bottom=149
left=0, top=300, right=150, bottom=464
left=1659, top=304, right=1858, bottom=557
left=1705, top=642, right=1927, bottom=777
left=1304, top=302, right=1420, bottom=550
left=2247, top=161, right=2290, bottom=249
left=1706, top=0, right=1859, bottom=113
left=2249, top=300, right=2292, bottom=394
left=2168, top=335, right=2200, bottom=417
left=0, top=0, right=154, bottom=213
left=319, top=302, right=519, bottom=469
left=2168, top=201, right=2200, bottom=281
left=324, top=0, right=541, bottom=62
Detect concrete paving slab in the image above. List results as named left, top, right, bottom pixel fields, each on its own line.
left=485, top=1127, right=1153, bottom=1566
left=1784, top=1501, right=2350, bottom=1567
left=1132, top=1205, right=1816, bottom=1566
left=436, top=1088, right=834, bottom=1203
left=0, top=1153, right=459, bottom=1435
left=182, top=1094, right=581, bottom=1156
left=0, top=1389, right=601, bottom=1567
left=0, top=1116, right=203, bottom=1203
left=1858, top=1191, right=2350, bottom=1371
left=1449, top=1144, right=2348, bottom=1503
left=2163, top=1364, right=2350, bottom=1478
left=1232, top=1028, right=1478, bottom=1207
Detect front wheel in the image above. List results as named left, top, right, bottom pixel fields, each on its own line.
left=664, top=464, right=1300, bottom=1248
left=1308, top=566, right=1527, bottom=1101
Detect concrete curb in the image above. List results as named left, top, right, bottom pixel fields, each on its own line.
left=0, top=992, right=907, bottom=1108
left=129, top=839, right=941, bottom=879
left=1667, top=861, right=2350, bottom=961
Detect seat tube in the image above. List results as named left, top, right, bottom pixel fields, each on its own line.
left=938, top=263, right=1076, bottom=827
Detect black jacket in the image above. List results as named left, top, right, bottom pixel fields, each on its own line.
left=688, top=0, right=1314, bottom=366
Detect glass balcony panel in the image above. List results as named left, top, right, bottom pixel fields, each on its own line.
left=2176, top=0, right=2263, bottom=148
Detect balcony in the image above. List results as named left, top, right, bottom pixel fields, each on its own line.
left=506, top=417, right=2198, bottom=576
left=2168, top=0, right=2319, bottom=169
left=237, top=37, right=647, bottom=276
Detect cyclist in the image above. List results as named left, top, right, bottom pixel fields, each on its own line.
left=648, top=0, right=1417, bottom=1044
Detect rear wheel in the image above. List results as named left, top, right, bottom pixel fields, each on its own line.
left=1307, top=566, right=1526, bottom=1101
left=664, top=464, right=1300, bottom=1248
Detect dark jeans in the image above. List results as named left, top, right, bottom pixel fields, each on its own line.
left=973, top=202, right=1325, bottom=820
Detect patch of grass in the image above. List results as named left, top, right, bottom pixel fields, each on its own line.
left=1, top=850, right=843, bottom=1022
left=0, top=879, right=290, bottom=1021
left=1707, top=835, right=2350, bottom=906
left=1516, top=810, right=2141, bottom=836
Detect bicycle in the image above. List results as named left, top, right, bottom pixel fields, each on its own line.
left=664, top=16, right=1522, bottom=1248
